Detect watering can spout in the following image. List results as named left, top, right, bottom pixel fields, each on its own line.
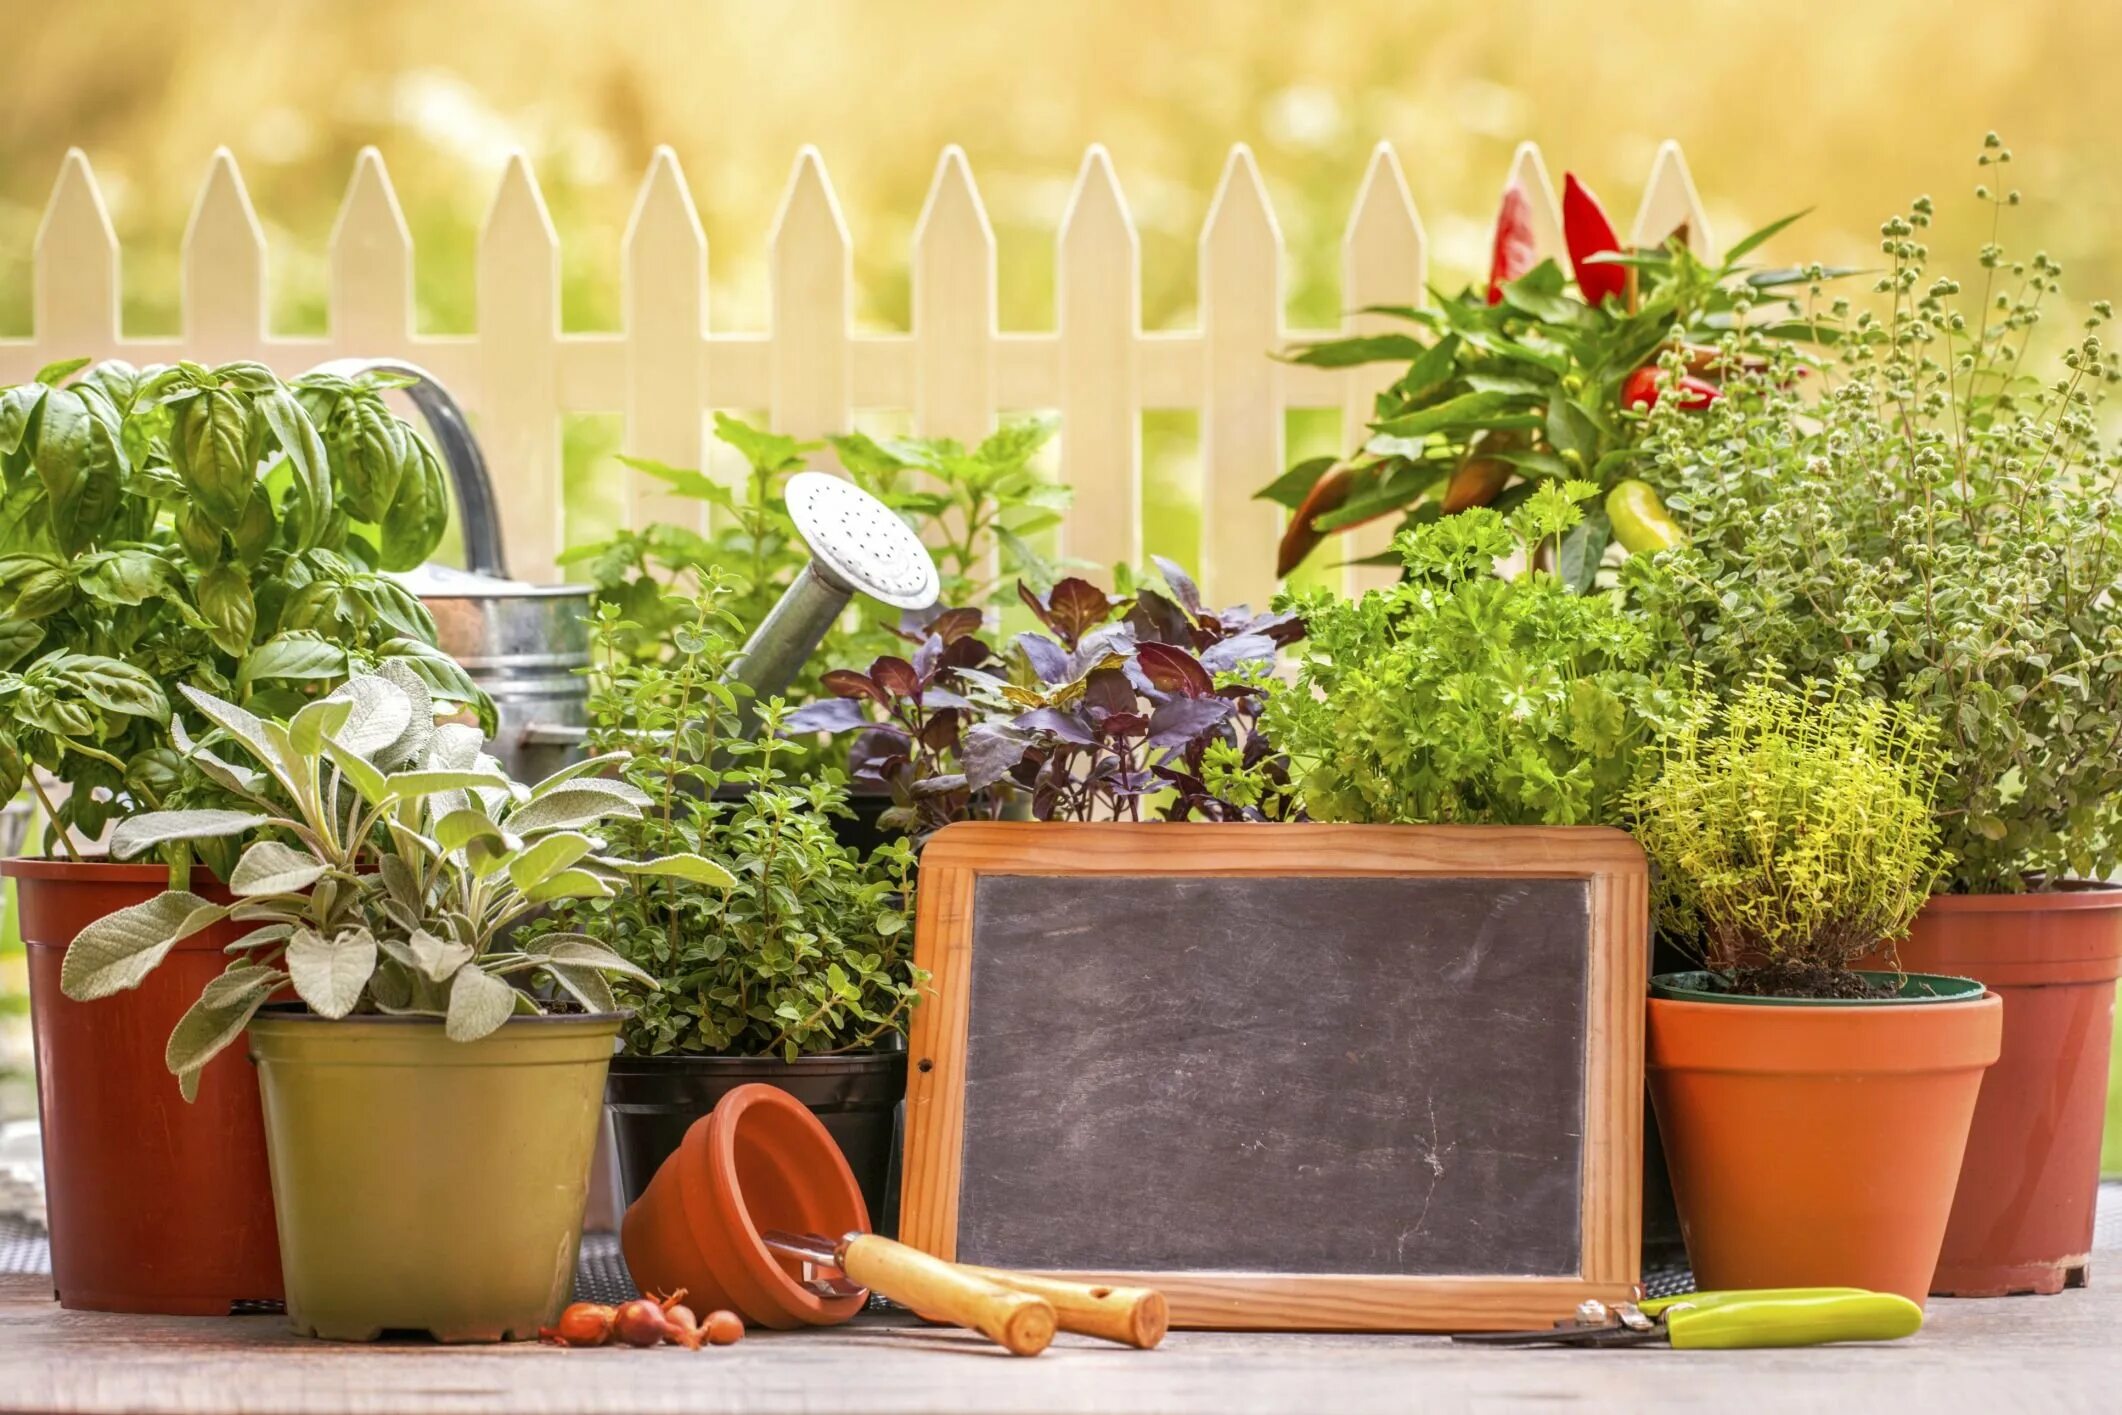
left=727, top=472, right=940, bottom=729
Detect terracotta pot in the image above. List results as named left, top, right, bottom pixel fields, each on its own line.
left=605, top=1050, right=905, bottom=1230
left=250, top=1009, right=620, bottom=1342
left=621, top=1082, right=869, bottom=1330
left=1874, top=887, right=2122, bottom=1296
left=1647, top=971, right=2001, bottom=1307
left=4, top=857, right=282, bottom=1314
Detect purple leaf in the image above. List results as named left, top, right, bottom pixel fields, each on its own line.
left=1046, top=577, right=1117, bottom=647
left=912, top=633, right=944, bottom=681
left=918, top=707, right=961, bottom=753
left=1098, top=710, right=1152, bottom=739
left=1015, top=707, right=1098, bottom=746
left=848, top=726, right=913, bottom=779
left=1126, top=588, right=1195, bottom=647
left=963, top=722, right=1034, bottom=791
left=928, top=606, right=985, bottom=644
left=1146, top=696, right=1232, bottom=747
left=822, top=668, right=885, bottom=704
left=1134, top=642, right=1215, bottom=698
left=923, top=687, right=971, bottom=710
left=939, top=635, right=993, bottom=673
left=1198, top=633, right=1277, bottom=674
left=1069, top=622, right=1137, bottom=680
left=782, top=698, right=872, bottom=735
left=1082, top=666, right=1138, bottom=717
left=1153, top=556, right=1204, bottom=617
left=869, top=656, right=922, bottom=700
left=1015, top=631, right=1072, bottom=684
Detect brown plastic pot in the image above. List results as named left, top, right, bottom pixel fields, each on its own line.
left=1873, top=886, right=2122, bottom=1296
left=1647, top=971, right=2002, bottom=1307
left=620, top=1082, right=870, bottom=1330
left=5, top=857, right=283, bottom=1313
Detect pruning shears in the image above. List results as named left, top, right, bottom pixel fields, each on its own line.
left=1452, top=1287, right=1924, bottom=1350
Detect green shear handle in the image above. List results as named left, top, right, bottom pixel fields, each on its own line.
left=1648, top=1288, right=1924, bottom=1350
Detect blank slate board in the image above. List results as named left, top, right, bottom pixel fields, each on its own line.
left=900, top=823, right=1648, bottom=1332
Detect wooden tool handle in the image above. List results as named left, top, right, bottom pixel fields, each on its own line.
left=842, top=1236, right=1056, bottom=1357
left=958, top=1266, right=1168, bottom=1349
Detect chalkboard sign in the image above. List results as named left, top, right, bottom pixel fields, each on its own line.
left=899, top=823, right=1647, bottom=1332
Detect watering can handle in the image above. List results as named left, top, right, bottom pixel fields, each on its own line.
left=301, top=358, right=510, bottom=579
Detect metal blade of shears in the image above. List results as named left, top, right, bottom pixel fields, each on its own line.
left=760, top=1229, right=867, bottom=1299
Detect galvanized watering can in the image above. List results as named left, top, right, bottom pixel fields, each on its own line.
left=309, top=360, right=939, bottom=781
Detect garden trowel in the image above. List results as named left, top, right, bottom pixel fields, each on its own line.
left=762, top=1229, right=1168, bottom=1353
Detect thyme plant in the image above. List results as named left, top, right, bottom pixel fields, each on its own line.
left=1631, top=671, right=1947, bottom=998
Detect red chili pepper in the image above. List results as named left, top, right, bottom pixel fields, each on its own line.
left=1561, top=173, right=1626, bottom=308
left=1487, top=185, right=1538, bottom=306
left=1621, top=366, right=1720, bottom=412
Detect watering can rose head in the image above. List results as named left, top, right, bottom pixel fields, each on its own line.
left=56, top=666, right=730, bottom=1100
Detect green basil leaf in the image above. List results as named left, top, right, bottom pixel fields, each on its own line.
left=196, top=565, right=258, bottom=659
left=174, top=388, right=255, bottom=530
left=257, top=387, right=331, bottom=551
left=238, top=633, right=347, bottom=695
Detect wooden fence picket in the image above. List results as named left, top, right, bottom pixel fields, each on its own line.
left=623, top=146, right=709, bottom=532
left=330, top=147, right=415, bottom=356
left=1632, top=140, right=1715, bottom=257
left=1199, top=145, right=1286, bottom=613
left=32, top=150, right=120, bottom=366
left=1338, top=142, right=1426, bottom=596
left=180, top=149, right=266, bottom=366
left=768, top=147, right=853, bottom=458
left=476, top=153, right=564, bottom=581
left=1056, top=146, right=1141, bottom=580
left=1, top=137, right=1718, bottom=596
left=912, top=146, right=996, bottom=447
left=1504, top=142, right=1566, bottom=263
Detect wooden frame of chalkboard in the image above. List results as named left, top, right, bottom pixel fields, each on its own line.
left=899, top=821, right=1647, bottom=1332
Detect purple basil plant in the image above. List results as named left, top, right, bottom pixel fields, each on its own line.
left=784, top=558, right=1305, bottom=834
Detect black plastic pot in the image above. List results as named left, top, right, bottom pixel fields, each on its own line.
left=706, top=785, right=900, bottom=857
left=605, top=1050, right=909, bottom=1238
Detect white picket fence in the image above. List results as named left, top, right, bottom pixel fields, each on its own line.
left=0, top=139, right=1711, bottom=608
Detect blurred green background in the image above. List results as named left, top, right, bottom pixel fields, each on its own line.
left=2, top=0, right=2119, bottom=1162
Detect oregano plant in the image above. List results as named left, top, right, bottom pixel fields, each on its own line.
left=527, top=579, right=924, bottom=1061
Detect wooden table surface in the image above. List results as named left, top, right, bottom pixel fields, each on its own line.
left=5, top=1269, right=2119, bottom=1415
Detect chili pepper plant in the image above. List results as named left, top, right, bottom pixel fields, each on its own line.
left=1264, top=174, right=1846, bottom=586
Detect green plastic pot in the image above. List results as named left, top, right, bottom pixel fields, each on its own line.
left=249, top=1007, right=622, bottom=1342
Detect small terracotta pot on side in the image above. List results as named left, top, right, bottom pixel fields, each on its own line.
left=1647, top=973, right=2002, bottom=1307
left=6, top=858, right=283, bottom=1314
left=1869, top=887, right=2122, bottom=1296
left=621, top=1083, right=869, bottom=1330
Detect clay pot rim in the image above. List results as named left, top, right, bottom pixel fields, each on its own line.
left=1, top=856, right=223, bottom=883
left=682, top=1083, right=868, bottom=1327
left=1921, top=882, right=2122, bottom=915
left=1650, top=970, right=1984, bottom=1006
left=1649, top=987, right=2002, bottom=1074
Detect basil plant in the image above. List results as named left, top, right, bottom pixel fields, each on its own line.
left=57, top=665, right=732, bottom=1099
